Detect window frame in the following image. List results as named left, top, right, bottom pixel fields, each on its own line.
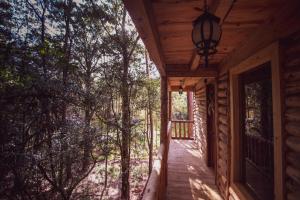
left=229, top=42, right=284, bottom=200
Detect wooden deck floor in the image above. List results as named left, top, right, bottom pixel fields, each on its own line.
left=167, top=140, right=223, bottom=200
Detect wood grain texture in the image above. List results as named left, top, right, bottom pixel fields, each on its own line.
left=193, top=85, right=208, bottom=164
left=282, top=32, right=300, bottom=200
left=123, top=0, right=166, bottom=75
left=166, top=140, right=223, bottom=200
left=216, top=72, right=230, bottom=199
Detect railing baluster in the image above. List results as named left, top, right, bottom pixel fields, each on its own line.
left=170, top=120, right=194, bottom=139
left=183, top=122, right=186, bottom=138
left=174, top=123, right=177, bottom=137
left=179, top=122, right=181, bottom=138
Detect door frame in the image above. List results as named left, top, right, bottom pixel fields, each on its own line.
left=229, top=42, right=284, bottom=200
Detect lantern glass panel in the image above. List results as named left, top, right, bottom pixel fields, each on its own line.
left=203, top=20, right=211, bottom=40
left=192, top=22, right=201, bottom=46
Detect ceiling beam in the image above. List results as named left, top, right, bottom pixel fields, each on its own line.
left=166, top=64, right=217, bottom=77
left=189, top=0, right=233, bottom=71
left=123, top=0, right=166, bottom=76
left=219, top=0, right=300, bottom=74
left=189, top=52, right=201, bottom=71
left=213, top=0, right=234, bottom=23
left=170, top=85, right=195, bottom=92
left=209, top=0, right=221, bottom=13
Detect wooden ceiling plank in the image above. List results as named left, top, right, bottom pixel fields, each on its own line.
left=219, top=0, right=300, bottom=74
left=166, top=64, right=218, bottom=77
left=123, top=0, right=166, bottom=76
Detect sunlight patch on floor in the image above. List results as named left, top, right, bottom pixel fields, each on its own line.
left=189, top=177, right=222, bottom=200
left=167, top=140, right=223, bottom=200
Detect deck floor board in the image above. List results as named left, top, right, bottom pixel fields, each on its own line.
left=167, top=140, right=223, bottom=200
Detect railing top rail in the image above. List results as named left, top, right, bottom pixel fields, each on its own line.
left=141, top=121, right=172, bottom=200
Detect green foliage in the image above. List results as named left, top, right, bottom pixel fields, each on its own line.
left=172, top=92, right=188, bottom=120
left=0, top=0, right=160, bottom=199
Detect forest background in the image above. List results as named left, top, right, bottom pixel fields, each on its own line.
left=0, top=0, right=189, bottom=199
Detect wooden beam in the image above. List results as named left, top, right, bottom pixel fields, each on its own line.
left=190, top=52, right=201, bottom=71
left=189, top=0, right=234, bottom=71
left=166, top=64, right=190, bottom=71
left=166, top=64, right=218, bottom=77
left=209, top=0, right=221, bottom=13
left=219, top=0, right=300, bottom=74
left=213, top=0, right=235, bottom=23
left=123, top=0, right=166, bottom=76
left=170, top=85, right=195, bottom=91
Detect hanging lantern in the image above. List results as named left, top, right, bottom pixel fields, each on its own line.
left=179, top=80, right=184, bottom=95
left=179, top=86, right=183, bottom=95
left=192, top=1, right=222, bottom=67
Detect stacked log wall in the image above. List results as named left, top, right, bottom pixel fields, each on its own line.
left=282, top=33, right=300, bottom=200
left=216, top=72, right=230, bottom=199
left=193, top=84, right=207, bottom=161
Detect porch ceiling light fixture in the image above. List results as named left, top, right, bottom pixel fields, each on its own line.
left=179, top=86, right=183, bottom=95
left=192, top=0, right=222, bottom=68
left=179, top=80, right=184, bottom=95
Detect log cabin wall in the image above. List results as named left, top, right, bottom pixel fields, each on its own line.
left=193, top=83, right=207, bottom=161
left=216, top=72, right=230, bottom=199
left=218, top=33, right=300, bottom=200
left=282, top=32, right=300, bottom=200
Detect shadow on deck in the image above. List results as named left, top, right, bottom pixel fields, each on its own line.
left=167, top=140, right=222, bottom=200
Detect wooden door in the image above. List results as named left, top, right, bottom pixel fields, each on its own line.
left=240, top=63, right=274, bottom=200
left=207, top=84, right=216, bottom=169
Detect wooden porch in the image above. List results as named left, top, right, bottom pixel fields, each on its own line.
left=167, top=139, right=222, bottom=200
left=124, top=0, right=300, bottom=199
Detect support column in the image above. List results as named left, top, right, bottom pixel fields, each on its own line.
left=160, top=75, right=168, bottom=144
left=187, top=91, right=194, bottom=138
left=169, top=91, right=172, bottom=120
left=160, top=75, right=169, bottom=195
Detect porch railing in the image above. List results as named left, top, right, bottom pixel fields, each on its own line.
left=141, top=121, right=172, bottom=200
left=171, top=120, right=194, bottom=139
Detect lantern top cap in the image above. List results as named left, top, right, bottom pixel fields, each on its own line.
left=193, top=11, right=221, bottom=26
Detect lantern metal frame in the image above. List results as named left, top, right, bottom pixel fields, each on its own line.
left=192, top=1, right=222, bottom=67
left=179, top=86, right=183, bottom=95
left=179, top=80, right=184, bottom=95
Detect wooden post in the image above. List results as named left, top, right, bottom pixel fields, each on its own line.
left=187, top=91, right=194, bottom=138
left=160, top=75, right=168, bottom=193
left=169, top=91, right=172, bottom=120
left=160, top=75, right=168, bottom=144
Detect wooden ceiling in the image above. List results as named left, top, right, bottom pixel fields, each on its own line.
left=152, top=0, right=277, bottom=67
left=123, top=0, right=299, bottom=88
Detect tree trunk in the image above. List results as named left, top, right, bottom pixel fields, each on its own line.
left=62, top=0, right=72, bottom=182
left=120, top=57, right=130, bottom=200
left=145, top=52, right=153, bottom=175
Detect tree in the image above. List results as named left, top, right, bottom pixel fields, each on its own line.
left=0, top=0, right=160, bottom=199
